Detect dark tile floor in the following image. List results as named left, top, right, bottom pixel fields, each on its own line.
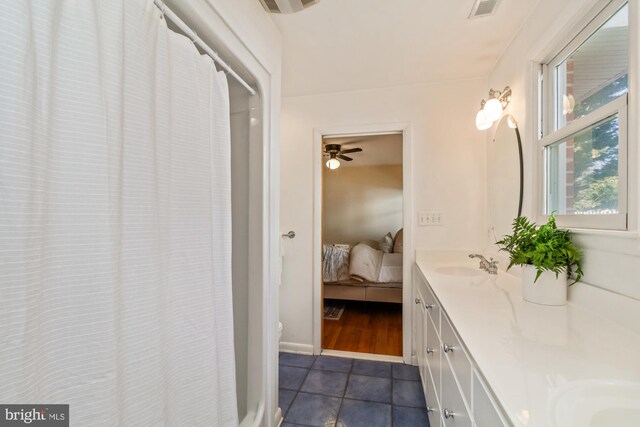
left=279, top=352, right=430, bottom=427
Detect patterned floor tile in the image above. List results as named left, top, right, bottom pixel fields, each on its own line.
left=393, top=379, right=427, bottom=408
left=280, top=352, right=317, bottom=368
left=392, top=363, right=421, bottom=381
left=301, top=369, right=349, bottom=397
left=344, top=374, right=391, bottom=403
left=337, top=399, right=391, bottom=427
left=312, top=355, right=353, bottom=373
left=279, top=389, right=297, bottom=415
left=393, top=405, right=430, bottom=427
left=286, top=392, right=341, bottom=427
left=280, top=365, right=309, bottom=391
left=351, top=360, right=391, bottom=378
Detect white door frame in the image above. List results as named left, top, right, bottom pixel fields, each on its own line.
left=312, top=122, right=414, bottom=364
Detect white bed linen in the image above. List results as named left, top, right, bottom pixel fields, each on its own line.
left=379, top=253, right=403, bottom=283
left=349, top=243, right=402, bottom=283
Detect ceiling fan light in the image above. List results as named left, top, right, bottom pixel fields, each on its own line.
left=475, top=109, right=492, bottom=130
left=483, top=98, right=503, bottom=122
left=326, top=158, right=341, bottom=170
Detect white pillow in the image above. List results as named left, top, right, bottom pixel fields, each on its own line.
left=379, top=232, right=394, bottom=253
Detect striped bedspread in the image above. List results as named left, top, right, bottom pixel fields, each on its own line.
left=322, top=244, right=350, bottom=282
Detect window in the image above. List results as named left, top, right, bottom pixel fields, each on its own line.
left=539, top=1, right=629, bottom=230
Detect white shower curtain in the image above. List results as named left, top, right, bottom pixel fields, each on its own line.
left=0, top=1, right=237, bottom=425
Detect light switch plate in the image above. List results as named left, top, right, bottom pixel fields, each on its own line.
left=418, top=211, right=443, bottom=226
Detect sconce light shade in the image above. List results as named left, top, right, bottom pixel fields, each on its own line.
left=562, top=94, right=575, bottom=116
left=475, top=109, right=492, bottom=130
left=483, top=98, right=503, bottom=122
left=474, top=86, right=512, bottom=131
left=326, top=158, right=341, bottom=170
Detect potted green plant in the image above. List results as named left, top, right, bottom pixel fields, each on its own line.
left=496, top=214, right=583, bottom=306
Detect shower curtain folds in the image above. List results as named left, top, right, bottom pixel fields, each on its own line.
left=0, top=0, right=237, bottom=425
left=152, top=0, right=257, bottom=96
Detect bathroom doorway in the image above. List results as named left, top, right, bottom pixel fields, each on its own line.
left=318, top=130, right=408, bottom=358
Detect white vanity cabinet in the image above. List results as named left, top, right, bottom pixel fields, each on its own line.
left=413, top=265, right=510, bottom=427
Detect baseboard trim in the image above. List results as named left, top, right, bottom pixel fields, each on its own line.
left=279, top=341, right=314, bottom=355
left=321, top=349, right=404, bottom=364
left=279, top=342, right=414, bottom=365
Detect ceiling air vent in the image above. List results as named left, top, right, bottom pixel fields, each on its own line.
left=469, top=0, right=501, bottom=18
left=258, top=0, right=320, bottom=14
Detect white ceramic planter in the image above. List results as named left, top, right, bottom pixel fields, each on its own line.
left=521, top=265, right=568, bottom=306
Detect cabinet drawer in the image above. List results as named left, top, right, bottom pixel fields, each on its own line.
left=423, top=282, right=440, bottom=330
left=442, top=360, right=472, bottom=427
left=441, top=314, right=472, bottom=405
left=473, top=370, right=508, bottom=427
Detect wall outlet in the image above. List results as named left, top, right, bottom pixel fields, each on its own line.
left=418, top=211, right=443, bottom=226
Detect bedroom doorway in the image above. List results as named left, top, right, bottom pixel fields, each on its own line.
left=321, top=133, right=404, bottom=357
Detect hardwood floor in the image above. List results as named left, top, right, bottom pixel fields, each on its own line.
left=322, top=300, right=402, bottom=356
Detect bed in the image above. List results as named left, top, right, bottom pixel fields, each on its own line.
left=323, top=230, right=403, bottom=303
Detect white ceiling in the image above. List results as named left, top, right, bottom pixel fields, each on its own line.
left=272, top=0, right=540, bottom=97
left=323, top=133, right=402, bottom=167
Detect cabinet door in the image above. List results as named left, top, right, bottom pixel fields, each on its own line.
left=441, top=314, right=472, bottom=404
left=473, top=370, right=508, bottom=427
left=441, top=358, right=473, bottom=427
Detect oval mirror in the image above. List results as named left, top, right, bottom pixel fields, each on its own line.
left=488, top=114, right=523, bottom=241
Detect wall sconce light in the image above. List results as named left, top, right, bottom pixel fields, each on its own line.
left=475, top=86, right=512, bottom=130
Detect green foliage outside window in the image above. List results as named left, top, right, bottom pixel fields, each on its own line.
left=570, top=74, right=626, bottom=213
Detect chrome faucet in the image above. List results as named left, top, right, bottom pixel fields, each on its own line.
left=468, top=254, right=499, bottom=275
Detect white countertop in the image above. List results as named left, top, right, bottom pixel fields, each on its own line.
left=415, top=251, right=640, bottom=427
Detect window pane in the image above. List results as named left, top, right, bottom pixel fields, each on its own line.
left=555, top=4, right=628, bottom=129
left=545, top=115, right=619, bottom=215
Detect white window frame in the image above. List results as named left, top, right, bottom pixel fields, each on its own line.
left=537, top=0, right=629, bottom=230
left=538, top=95, right=628, bottom=229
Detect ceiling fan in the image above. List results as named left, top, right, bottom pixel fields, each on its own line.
left=323, top=143, right=363, bottom=169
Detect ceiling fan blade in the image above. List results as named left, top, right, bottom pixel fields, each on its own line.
left=339, top=138, right=367, bottom=145
left=337, top=155, right=353, bottom=161
left=340, top=148, right=362, bottom=154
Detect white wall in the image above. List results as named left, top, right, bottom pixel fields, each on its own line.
left=323, top=165, right=403, bottom=246
left=485, top=0, right=640, bottom=301
left=280, top=79, right=487, bottom=349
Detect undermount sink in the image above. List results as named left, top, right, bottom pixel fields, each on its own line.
left=435, top=266, right=484, bottom=277
left=548, top=380, right=640, bottom=427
